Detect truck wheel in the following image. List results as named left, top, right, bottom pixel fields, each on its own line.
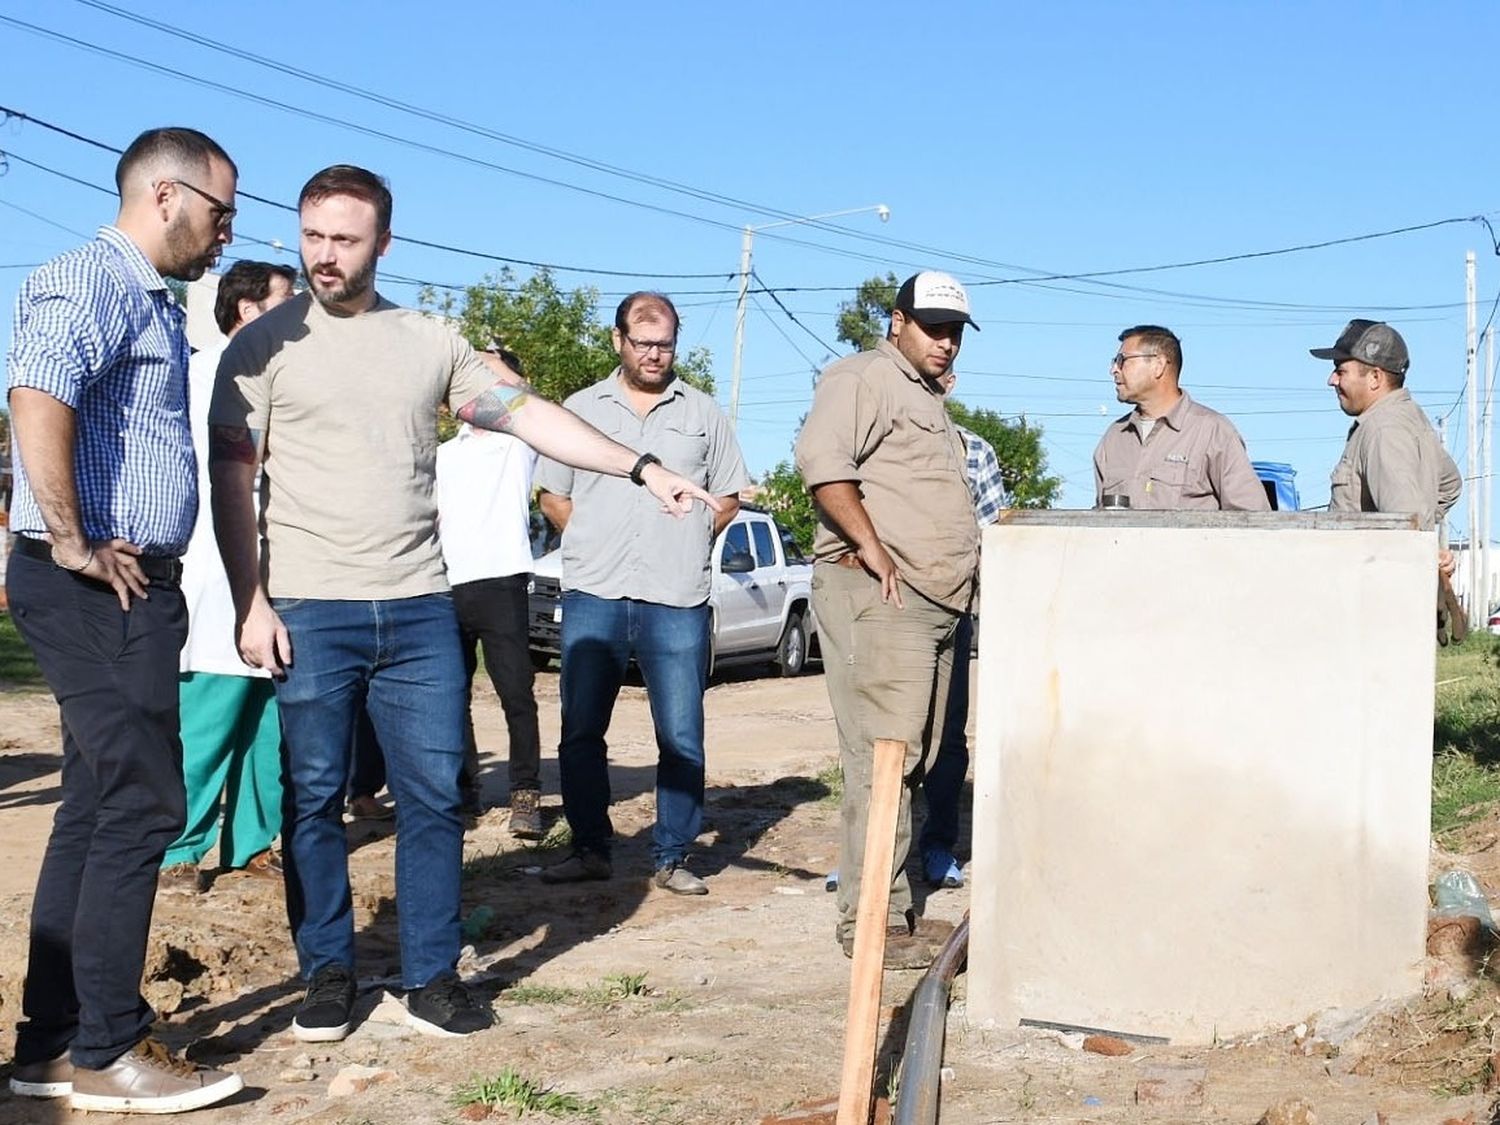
left=776, top=611, right=808, bottom=677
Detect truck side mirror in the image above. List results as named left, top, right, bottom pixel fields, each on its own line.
left=721, top=548, right=755, bottom=574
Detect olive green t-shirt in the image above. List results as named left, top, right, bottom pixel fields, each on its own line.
left=210, top=292, right=498, bottom=599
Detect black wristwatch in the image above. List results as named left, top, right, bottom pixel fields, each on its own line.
left=629, top=452, right=661, bottom=486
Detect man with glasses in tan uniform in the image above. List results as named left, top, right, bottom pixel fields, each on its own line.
left=1093, top=324, right=1268, bottom=511
left=796, top=270, right=979, bottom=970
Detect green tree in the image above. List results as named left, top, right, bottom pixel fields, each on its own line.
left=944, top=399, right=1061, bottom=509
left=834, top=271, right=900, bottom=352
left=420, top=269, right=714, bottom=406
left=758, top=459, right=818, bottom=550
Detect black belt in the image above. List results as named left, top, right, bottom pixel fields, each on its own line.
left=11, top=535, right=183, bottom=584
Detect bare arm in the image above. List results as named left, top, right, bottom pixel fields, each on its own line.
left=713, top=495, right=741, bottom=539
left=538, top=490, right=573, bottom=533
left=209, top=424, right=291, bottom=676
left=9, top=386, right=146, bottom=609
left=809, top=480, right=903, bottom=608
left=457, top=381, right=721, bottom=519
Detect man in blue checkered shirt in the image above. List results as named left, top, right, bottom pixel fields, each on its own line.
left=922, top=371, right=1007, bottom=889
left=5, top=127, right=244, bottom=1113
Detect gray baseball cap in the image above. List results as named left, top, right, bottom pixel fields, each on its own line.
left=1309, top=319, right=1409, bottom=375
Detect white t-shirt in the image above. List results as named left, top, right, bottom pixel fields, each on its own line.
left=435, top=423, right=538, bottom=585
left=180, top=343, right=266, bottom=677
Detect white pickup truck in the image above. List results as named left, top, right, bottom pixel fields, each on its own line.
left=527, top=505, right=819, bottom=677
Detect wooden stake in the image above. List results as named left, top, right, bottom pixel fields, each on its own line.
left=836, top=737, right=907, bottom=1125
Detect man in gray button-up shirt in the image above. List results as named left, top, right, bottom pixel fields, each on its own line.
left=536, top=292, right=749, bottom=895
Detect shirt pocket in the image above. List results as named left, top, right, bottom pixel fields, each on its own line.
left=655, top=423, right=710, bottom=482
left=1328, top=458, right=1358, bottom=509
left=905, top=412, right=959, bottom=474
left=1146, top=459, right=1188, bottom=506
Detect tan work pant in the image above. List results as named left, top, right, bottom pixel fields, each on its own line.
left=812, top=563, right=960, bottom=943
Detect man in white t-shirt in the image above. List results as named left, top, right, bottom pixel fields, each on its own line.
left=436, top=347, right=543, bottom=836
left=159, top=260, right=296, bottom=894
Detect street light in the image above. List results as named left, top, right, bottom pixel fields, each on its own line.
left=729, top=204, right=890, bottom=428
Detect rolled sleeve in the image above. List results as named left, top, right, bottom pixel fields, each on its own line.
left=704, top=408, right=751, bottom=497
left=795, top=367, right=878, bottom=488
left=8, top=278, right=129, bottom=408
left=534, top=455, right=575, bottom=498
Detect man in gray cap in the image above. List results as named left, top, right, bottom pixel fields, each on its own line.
left=796, top=270, right=979, bottom=970
left=1313, top=319, right=1461, bottom=535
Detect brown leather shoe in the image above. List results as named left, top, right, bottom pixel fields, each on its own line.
left=157, top=863, right=204, bottom=895
left=70, top=1037, right=243, bottom=1114
left=507, top=789, right=543, bottom=839
left=9, top=1050, right=72, bottom=1098
left=240, top=849, right=283, bottom=880
left=346, top=795, right=395, bottom=821
left=840, top=924, right=938, bottom=971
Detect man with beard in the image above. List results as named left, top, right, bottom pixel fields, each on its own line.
left=209, top=166, right=719, bottom=1043
left=6, top=126, right=245, bottom=1113
left=795, top=270, right=979, bottom=970
left=1314, top=319, right=1461, bottom=535
left=535, top=292, right=748, bottom=894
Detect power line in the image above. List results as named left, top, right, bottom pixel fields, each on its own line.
left=751, top=269, right=840, bottom=356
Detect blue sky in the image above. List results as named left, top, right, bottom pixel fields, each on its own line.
left=3, top=1, right=1500, bottom=532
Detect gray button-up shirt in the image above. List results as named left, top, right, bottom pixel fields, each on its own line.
left=535, top=370, right=749, bottom=607
left=1329, top=387, right=1461, bottom=530
left=1093, top=390, right=1269, bottom=511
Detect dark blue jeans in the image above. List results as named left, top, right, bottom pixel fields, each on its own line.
left=7, top=552, right=188, bottom=1070
left=557, top=592, right=710, bottom=868
left=920, top=613, right=972, bottom=856
left=272, top=594, right=466, bottom=990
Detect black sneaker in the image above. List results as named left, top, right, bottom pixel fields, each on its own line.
left=405, top=971, right=494, bottom=1038
left=292, top=964, right=355, bottom=1042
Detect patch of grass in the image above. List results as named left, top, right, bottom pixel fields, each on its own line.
left=596, top=1088, right=688, bottom=1124
left=816, top=760, right=843, bottom=807
left=0, top=612, right=45, bottom=690
left=1433, top=634, right=1500, bottom=836
left=523, top=820, right=572, bottom=853
left=462, top=847, right=513, bottom=880
left=502, top=972, right=655, bottom=1008
left=452, top=1069, right=594, bottom=1118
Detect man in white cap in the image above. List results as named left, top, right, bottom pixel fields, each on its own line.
left=1314, top=318, right=1461, bottom=534
left=795, top=270, right=979, bottom=970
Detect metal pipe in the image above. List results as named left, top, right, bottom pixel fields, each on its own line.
left=893, top=913, right=969, bottom=1125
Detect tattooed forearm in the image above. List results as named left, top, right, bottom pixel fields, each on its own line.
left=209, top=425, right=262, bottom=465
left=456, top=382, right=533, bottom=433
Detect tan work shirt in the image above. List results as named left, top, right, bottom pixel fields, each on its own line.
left=1329, top=387, right=1461, bottom=530
left=795, top=340, right=978, bottom=612
left=1093, top=390, right=1269, bottom=511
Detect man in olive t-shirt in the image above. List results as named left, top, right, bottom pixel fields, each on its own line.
left=210, top=166, right=718, bottom=1045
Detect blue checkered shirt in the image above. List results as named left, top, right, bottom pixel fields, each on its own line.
left=6, top=226, right=196, bottom=554
left=957, top=424, right=1007, bottom=526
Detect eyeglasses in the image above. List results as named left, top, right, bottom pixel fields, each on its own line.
left=1111, top=351, right=1158, bottom=369
left=624, top=334, right=676, bottom=355
left=163, top=178, right=237, bottom=230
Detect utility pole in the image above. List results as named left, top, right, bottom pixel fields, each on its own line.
left=1465, top=251, right=1479, bottom=628
left=1484, top=325, right=1496, bottom=620
left=728, top=204, right=890, bottom=429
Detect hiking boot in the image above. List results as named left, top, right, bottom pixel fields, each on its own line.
left=69, top=1037, right=242, bottom=1114
left=157, top=863, right=204, bottom=895
left=9, top=1050, right=71, bottom=1098
left=405, top=971, right=494, bottom=1038
left=653, top=861, right=708, bottom=896
left=240, top=849, right=283, bottom=881
left=507, top=789, right=543, bottom=839
left=923, top=848, right=964, bottom=889
left=345, top=795, right=394, bottom=821
left=839, top=925, right=939, bottom=971
left=539, top=850, right=611, bottom=884
left=292, top=964, right=356, bottom=1043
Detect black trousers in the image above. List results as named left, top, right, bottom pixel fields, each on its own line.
left=451, top=575, right=541, bottom=794
left=6, top=552, right=188, bottom=1070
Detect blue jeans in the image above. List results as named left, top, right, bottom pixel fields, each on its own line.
left=921, top=613, right=972, bottom=856
left=557, top=592, right=710, bottom=868
left=272, top=594, right=466, bottom=990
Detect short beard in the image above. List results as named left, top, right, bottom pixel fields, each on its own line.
left=161, top=210, right=216, bottom=282
left=301, top=250, right=378, bottom=309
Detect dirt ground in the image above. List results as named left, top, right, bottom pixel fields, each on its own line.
left=1, top=664, right=1498, bottom=1125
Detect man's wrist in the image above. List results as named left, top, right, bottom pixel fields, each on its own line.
left=629, top=452, right=661, bottom=486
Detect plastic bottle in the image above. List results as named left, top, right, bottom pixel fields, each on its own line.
left=1433, top=870, right=1495, bottom=929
